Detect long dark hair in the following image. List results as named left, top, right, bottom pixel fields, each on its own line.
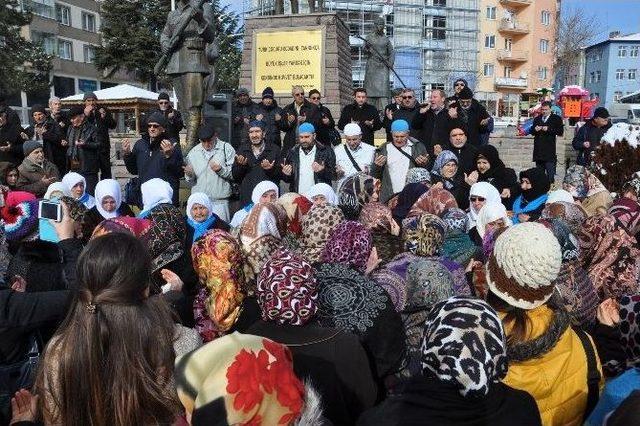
left=36, top=233, right=180, bottom=426
left=486, top=290, right=530, bottom=346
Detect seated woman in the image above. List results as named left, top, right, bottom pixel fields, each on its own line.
left=391, top=182, right=429, bottom=225
left=486, top=223, right=603, bottom=426
left=563, top=165, right=613, bottom=216
left=230, top=180, right=278, bottom=227
left=44, top=181, right=70, bottom=201
left=185, top=192, right=229, bottom=248
left=337, top=172, right=380, bottom=219
left=466, top=182, right=501, bottom=245
left=83, top=179, right=135, bottom=238
left=62, top=172, right=95, bottom=209
left=359, top=202, right=403, bottom=265
left=430, top=150, right=471, bottom=209
left=16, top=141, right=59, bottom=197
left=512, top=167, right=550, bottom=224
left=304, top=182, right=338, bottom=206
left=35, top=232, right=181, bottom=425
left=358, top=296, right=542, bottom=426
left=472, top=145, right=518, bottom=208
left=2, top=165, right=19, bottom=192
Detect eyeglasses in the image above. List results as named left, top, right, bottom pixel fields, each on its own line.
left=402, top=95, right=414, bottom=99
left=158, top=101, right=169, bottom=105
left=310, top=96, right=320, bottom=100
left=294, top=93, right=304, bottom=97
left=469, top=196, right=486, bottom=202
left=147, top=124, right=161, bottom=128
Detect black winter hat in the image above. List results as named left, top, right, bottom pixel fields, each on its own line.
left=262, top=87, right=274, bottom=99
left=158, top=92, right=170, bottom=101
left=198, top=124, right=216, bottom=140
left=69, top=105, right=84, bottom=118
left=593, top=107, right=610, bottom=119
left=458, top=87, right=474, bottom=100
left=83, top=91, right=97, bottom=101
left=146, top=111, right=167, bottom=128
left=31, top=104, right=46, bottom=115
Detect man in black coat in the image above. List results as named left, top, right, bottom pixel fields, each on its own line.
left=24, top=104, right=67, bottom=173
left=232, top=120, right=281, bottom=206
left=337, top=88, right=383, bottom=146
left=444, top=126, right=479, bottom=175
left=383, top=88, right=421, bottom=142
left=572, top=107, right=612, bottom=166
left=66, top=106, right=101, bottom=193
left=231, top=87, right=259, bottom=149
left=280, top=85, right=322, bottom=152
left=83, top=92, right=116, bottom=179
left=281, top=123, right=336, bottom=194
left=452, top=87, right=491, bottom=146
left=382, top=88, right=404, bottom=140
left=411, top=89, right=455, bottom=156
left=0, top=107, right=25, bottom=167
left=531, top=101, right=564, bottom=182
left=253, top=87, right=284, bottom=148
left=155, top=92, right=184, bottom=141
left=47, top=97, right=70, bottom=174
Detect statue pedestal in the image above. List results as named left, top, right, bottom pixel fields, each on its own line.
left=239, top=12, right=352, bottom=122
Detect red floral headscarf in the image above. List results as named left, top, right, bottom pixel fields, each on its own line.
left=257, top=247, right=318, bottom=326
left=175, top=333, right=305, bottom=425
left=320, top=221, right=373, bottom=273
left=191, top=230, right=246, bottom=342
left=408, top=187, right=458, bottom=219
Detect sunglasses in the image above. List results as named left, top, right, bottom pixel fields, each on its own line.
left=469, top=196, right=486, bottom=202
left=158, top=101, right=169, bottom=104
left=402, top=95, right=414, bottom=99
left=148, top=124, right=161, bottom=129
left=294, top=93, right=304, bottom=96
left=310, top=96, right=320, bottom=100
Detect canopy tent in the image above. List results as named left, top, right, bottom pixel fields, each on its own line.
left=558, top=85, right=589, bottom=97
left=60, top=84, right=176, bottom=134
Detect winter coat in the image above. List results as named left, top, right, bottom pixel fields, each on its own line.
left=247, top=320, right=378, bottom=426
left=501, top=304, right=604, bottom=426
left=453, top=100, right=491, bottom=146
left=531, top=114, right=564, bottom=162
left=232, top=141, right=281, bottom=206
left=572, top=120, right=612, bottom=166
left=149, top=107, right=184, bottom=141
left=66, top=121, right=100, bottom=174
left=313, top=104, right=336, bottom=147
left=16, top=158, right=60, bottom=197
left=123, top=133, right=184, bottom=206
left=431, top=173, right=471, bottom=210
left=357, top=375, right=541, bottom=426
left=85, top=108, right=116, bottom=153
left=253, top=101, right=284, bottom=147
left=281, top=100, right=322, bottom=152
left=444, top=142, right=479, bottom=175
left=282, top=142, right=336, bottom=193
left=411, top=108, right=454, bottom=155
left=0, top=121, right=24, bottom=166
left=371, top=140, right=429, bottom=203
left=231, top=100, right=259, bottom=148
left=337, top=102, right=382, bottom=146
left=383, top=104, right=421, bottom=142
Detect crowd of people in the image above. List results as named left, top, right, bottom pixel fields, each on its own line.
left=0, top=80, right=637, bottom=426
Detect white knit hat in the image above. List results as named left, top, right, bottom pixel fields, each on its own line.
left=343, top=123, right=362, bottom=137
left=486, top=222, right=562, bottom=310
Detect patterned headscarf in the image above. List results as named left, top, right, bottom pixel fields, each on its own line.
left=145, top=203, right=185, bottom=274
left=300, top=204, right=345, bottom=263
left=617, top=295, right=640, bottom=369
left=408, top=187, right=458, bottom=219
left=430, top=150, right=458, bottom=178
left=442, top=208, right=468, bottom=233
left=359, top=202, right=394, bottom=233
left=609, top=197, right=640, bottom=236
left=442, top=230, right=477, bottom=268
left=622, top=176, right=640, bottom=199
left=191, top=230, right=246, bottom=342
left=370, top=268, right=406, bottom=312
left=337, top=172, right=380, bottom=219
left=320, top=221, right=373, bottom=273
left=91, top=217, right=152, bottom=243
left=174, top=333, right=305, bottom=426
left=541, top=201, right=588, bottom=235
left=578, top=214, right=640, bottom=300
left=405, top=167, right=431, bottom=185
left=257, top=248, right=317, bottom=326
left=277, top=192, right=312, bottom=235
left=402, top=213, right=446, bottom=257
left=240, top=203, right=287, bottom=244
left=421, top=297, right=508, bottom=397
left=391, top=183, right=429, bottom=223
left=563, top=165, right=608, bottom=199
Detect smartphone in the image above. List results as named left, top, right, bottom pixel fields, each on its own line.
left=38, top=200, right=62, bottom=222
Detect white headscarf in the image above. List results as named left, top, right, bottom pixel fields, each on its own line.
left=44, top=181, right=70, bottom=200
left=546, top=189, right=575, bottom=205
left=251, top=180, right=279, bottom=204
left=476, top=202, right=512, bottom=238
left=94, top=179, right=122, bottom=219
left=303, top=183, right=338, bottom=205
left=467, top=182, right=501, bottom=230
left=61, top=172, right=95, bottom=208
left=186, top=192, right=213, bottom=222
left=141, top=178, right=173, bottom=213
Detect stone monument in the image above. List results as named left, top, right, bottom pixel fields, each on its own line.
left=239, top=13, right=352, bottom=123
left=363, top=17, right=394, bottom=111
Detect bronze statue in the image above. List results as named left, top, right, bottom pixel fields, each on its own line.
left=363, top=17, right=394, bottom=111
left=158, top=0, right=216, bottom=149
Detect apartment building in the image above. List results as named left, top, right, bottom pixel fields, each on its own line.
left=10, top=0, right=137, bottom=122
left=476, top=0, right=560, bottom=117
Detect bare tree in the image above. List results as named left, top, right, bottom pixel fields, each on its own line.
left=554, top=6, right=602, bottom=87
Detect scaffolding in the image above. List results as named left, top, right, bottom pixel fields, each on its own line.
left=243, top=0, right=480, bottom=101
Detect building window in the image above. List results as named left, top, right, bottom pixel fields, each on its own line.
left=486, top=6, right=496, bottom=20
left=57, top=39, right=73, bottom=60
left=385, top=14, right=394, bottom=36
left=589, top=72, right=594, bottom=83
left=483, top=63, right=494, bottom=77
left=631, top=46, right=639, bottom=57
left=541, top=10, right=551, bottom=26
left=595, top=70, right=601, bottom=82
left=504, top=66, right=512, bottom=78
left=78, top=79, right=98, bottom=93
left=423, top=15, right=446, bottom=40
left=616, top=69, right=625, bottom=80
left=83, top=45, right=95, bottom=63
left=629, top=69, right=637, bottom=80
left=53, top=76, right=75, bottom=98
left=82, top=12, right=97, bottom=32
left=484, top=34, right=495, bottom=49
left=539, top=39, right=549, bottom=54
left=538, top=66, right=548, bottom=80
left=26, top=0, right=55, bottom=19
left=618, top=46, right=627, bottom=57
left=614, top=91, right=623, bottom=102
left=55, top=4, right=71, bottom=26
left=31, top=31, right=56, bottom=55
left=431, top=0, right=446, bottom=6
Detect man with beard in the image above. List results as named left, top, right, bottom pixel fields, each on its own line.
left=443, top=126, right=478, bottom=175
left=122, top=112, right=184, bottom=205
left=449, top=87, right=490, bottom=147
left=232, top=120, right=281, bottom=206
left=281, top=85, right=322, bottom=152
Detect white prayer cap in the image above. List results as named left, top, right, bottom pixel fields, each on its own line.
left=343, top=123, right=362, bottom=137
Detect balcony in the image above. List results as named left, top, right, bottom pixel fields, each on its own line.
left=499, top=0, right=532, bottom=7
left=497, top=49, right=529, bottom=62
left=498, top=19, right=530, bottom=35
left=495, top=77, right=528, bottom=89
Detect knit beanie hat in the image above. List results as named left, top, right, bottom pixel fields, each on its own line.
left=262, top=87, right=274, bottom=99
left=23, top=140, right=43, bottom=157
left=31, top=104, right=46, bottom=115
left=69, top=105, right=84, bottom=118
left=486, top=222, right=562, bottom=310
left=158, top=92, right=170, bottom=101
left=83, top=91, right=97, bottom=101
left=3, top=200, right=39, bottom=242
left=146, top=111, right=167, bottom=128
